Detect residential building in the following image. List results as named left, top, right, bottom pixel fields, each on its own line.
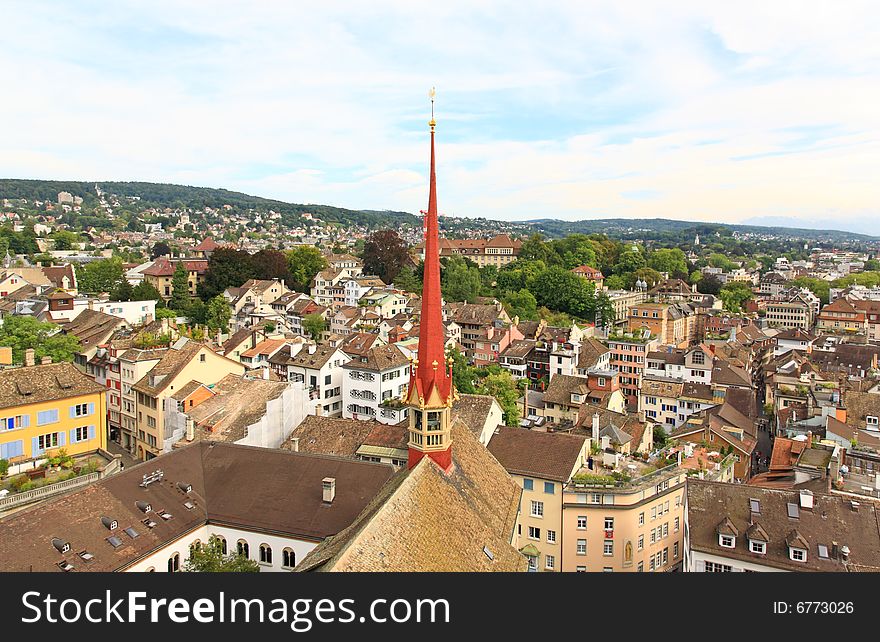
left=416, top=234, right=522, bottom=268
left=342, top=345, right=411, bottom=424
left=447, top=302, right=523, bottom=366
left=628, top=302, right=696, bottom=348
left=607, top=332, right=660, bottom=408
left=0, top=358, right=107, bottom=470
left=268, top=343, right=350, bottom=417
left=488, top=428, right=588, bottom=572
left=141, top=257, right=208, bottom=300
left=131, top=339, right=246, bottom=460
left=685, top=480, right=880, bottom=571
left=816, top=298, right=867, bottom=335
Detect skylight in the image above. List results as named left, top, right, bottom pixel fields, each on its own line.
left=818, top=544, right=829, bottom=559
left=124, top=527, right=139, bottom=539
left=787, top=503, right=799, bottom=519
left=107, top=536, right=123, bottom=548
left=749, top=499, right=760, bottom=514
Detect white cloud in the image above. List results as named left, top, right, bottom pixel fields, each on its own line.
left=0, top=1, right=878, bottom=228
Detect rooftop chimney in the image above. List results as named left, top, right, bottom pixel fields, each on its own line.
left=24, top=348, right=35, bottom=367
left=308, top=344, right=317, bottom=355
left=290, top=437, right=299, bottom=452
left=185, top=417, right=195, bottom=442
left=322, top=477, right=336, bottom=504
left=40, top=356, right=52, bottom=365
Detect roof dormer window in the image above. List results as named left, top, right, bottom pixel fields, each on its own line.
left=749, top=540, right=766, bottom=554
left=719, top=534, right=735, bottom=548
left=790, top=547, right=806, bottom=562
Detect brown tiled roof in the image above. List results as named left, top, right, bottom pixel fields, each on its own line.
left=42, top=264, right=76, bottom=290
left=488, top=427, right=586, bottom=482
left=296, top=419, right=525, bottom=572
left=576, top=337, right=610, bottom=370
left=193, top=237, right=218, bottom=251
left=447, top=303, right=506, bottom=326
left=687, top=479, right=880, bottom=571
left=342, top=344, right=408, bottom=372
left=542, top=374, right=590, bottom=406
left=0, top=362, right=105, bottom=411
left=842, top=391, right=880, bottom=430
left=0, top=442, right=395, bottom=571
left=640, top=376, right=683, bottom=398
left=339, top=332, right=382, bottom=357
left=499, top=339, right=534, bottom=360
left=182, top=375, right=289, bottom=443
left=712, top=361, right=751, bottom=387
left=240, top=338, right=288, bottom=359
left=221, top=327, right=256, bottom=355
left=280, top=345, right=342, bottom=370
left=283, top=415, right=377, bottom=458
left=452, top=394, right=501, bottom=438
left=170, top=380, right=209, bottom=402
left=362, top=422, right=408, bottom=450
left=61, top=308, right=127, bottom=349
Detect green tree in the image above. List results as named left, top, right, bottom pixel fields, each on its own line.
left=594, top=291, right=616, bottom=327
left=789, top=276, right=830, bottom=305
left=132, top=281, right=164, bottom=305
left=303, top=313, right=326, bottom=341
left=150, top=241, right=172, bottom=259
left=0, top=316, right=82, bottom=364
left=112, top=278, right=134, bottom=302
left=719, top=281, right=753, bottom=312
left=169, top=264, right=192, bottom=312
left=78, top=257, right=125, bottom=294
left=441, top=256, right=481, bottom=303
left=183, top=536, right=260, bottom=573
left=647, top=248, right=688, bottom=277
left=199, top=247, right=258, bottom=300
left=286, top=246, right=328, bottom=292
left=252, top=248, right=294, bottom=284
left=394, top=265, right=422, bottom=294
left=362, top=230, right=410, bottom=284
left=502, top=289, right=538, bottom=321
left=614, top=248, right=646, bottom=275
left=603, top=274, right=626, bottom=290
left=446, top=346, right=476, bottom=394
left=206, top=295, right=231, bottom=333
left=476, top=370, right=523, bottom=426
left=51, top=230, right=80, bottom=251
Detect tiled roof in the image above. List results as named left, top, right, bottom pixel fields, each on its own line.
left=296, top=419, right=526, bottom=572
left=452, top=394, right=501, bottom=438
left=61, top=309, right=127, bottom=349
left=488, top=427, right=586, bottom=483
left=0, top=442, right=395, bottom=571
left=577, top=337, right=610, bottom=370
left=342, top=344, right=409, bottom=372
left=687, top=479, right=880, bottom=571
left=283, top=416, right=377, bottom=458
left=0, top=362, right=106, bottom=411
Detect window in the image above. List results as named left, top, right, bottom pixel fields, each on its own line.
left=638, top=512, right=644, bottom=526
left=545, top=555, right=555, bottom=570
left=662, top=548, right=668, bottom=565
left=576, top=566, right=586, bottom=572
left=576, top=540, right=587, bottom=555
left=531, top=501, right=544, bottom=518
left=651, top=506, right=657, bottom=520
left=674, top=517, right=680, bottom=532
left=638, top=535, right=644, bottom=551
left=604, top=517, right=614, bottom=530
left=259, top=544, right=272, bottom=564
left=719, top=535, right=735, bottom=548
left=282, top=548, right=296, bottom=569
left=704, top=562, right=732, bottom=572
left=199, top=354, right=206, bottom=363
left=168, top=553, right=180, bottom=573
left=37, top=432, right=60, bottom=451
left=750, top=540, right=766, bottom=554
left=650, top=529, right=656, bottom=544
left=674, top=542, right=679, bottom=559
left=37, top=409, right=59, bottom=426
left=71, top=403, right=91, bottom=417
left=523, top=478, right=534, bottom=491
left=70, top=425, right=93, bottom=444
left=577, top=516, right=587, bottom=530
left=662, top=523, right=668, bottom=538
left=237, top=540, right=249, bottom=558
left=528, top=526, right=541, bottom=541
left=790, top=548, right=806, bottom=562
left=544, top=481, right=555, bottom=494
left=1, top=414, right=27, bottom=431
left=637, top=562, right=644, bottom=572
left=868, top=416, right=879, bottom=427
left=603, top=540, right=613, bottom=556
left=547, top=530, right=556, bottom=544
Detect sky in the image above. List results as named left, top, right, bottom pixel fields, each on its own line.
left=1, top=1, right=879, bottom=232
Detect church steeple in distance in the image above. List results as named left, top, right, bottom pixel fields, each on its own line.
left=406, top=88, right=456, bottom=471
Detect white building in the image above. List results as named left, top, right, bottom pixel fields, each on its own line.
left=268, top=343, right=350, bottom=417
left=342, top=345, right=410, bottom=425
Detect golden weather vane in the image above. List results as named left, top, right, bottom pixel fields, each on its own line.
left=429, top=86, right=436, bottom=129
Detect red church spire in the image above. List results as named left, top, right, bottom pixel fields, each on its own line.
left=406, top=89, right=453, bottom=410
left=406, top=89, right=455, bottom=471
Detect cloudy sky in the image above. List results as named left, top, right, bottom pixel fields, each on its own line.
left=2, top=2, right=879, bottom=231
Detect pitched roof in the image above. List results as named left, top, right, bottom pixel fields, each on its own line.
left=487, top=427, right=586, bottom=482
left=577, top=337, right=610, bottom=370
left=275, top=344, right=341, bottom=370
left=842, top=391, right=880, bottom=430
left=542, top=374, right=590, bottom=406
left=284, top=415, right=377, bottom=458
left=61, top=309, right=127, bottom=349
left=296, top=419, right=525, bottom=572
left=193, top=237, right=218, bottom=252
left=342, top=344, right=409, bottom=372
left=452, top=394, right=501, bottom=438
left=687, top=479, right=880, bottom=571
left=0, top=442, right=395, bottom=571
left=132, top=340, right=225, bottom=396
left=0, top=362, right=106, bottom=411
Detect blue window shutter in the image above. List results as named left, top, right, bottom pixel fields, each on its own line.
left=21, top=414, right=29, bottom=428
left=58, top=432, right=66, bottom=447
left=88, top=402, right=95, bottom=415
left=0, top=443, right=7, bottom=459
left=6, top=418, right=12, bottom=431
left=12, top=441, right=23, bottom=458
left=69, top=406, right=76, bottom=419
left=52, top=409, right=59, bottom=423
left=32, top=437, right=42, bottom=456
left=88, top=425, right=95, bottom=441
left=69, top=429, right=76, bottom=444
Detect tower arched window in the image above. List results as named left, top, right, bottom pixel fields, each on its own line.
left=168, top=553, right=180, bottom=573
left=259, top=543, right=272, bottom=564
left=282, top=548, right=296, bottom=569
left=237, top=539, right=249, bottom=559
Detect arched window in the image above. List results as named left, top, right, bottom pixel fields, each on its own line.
left=190, top=539, right=202, bottom=554
left=145, top=567, right=155, bottom=572
left=282, top=548, right=296, bottom=569
left=237, top=539, right=249, bottom=558
left=217, top=536, right=227, bottom=555
left=168, top=553, right=180, bottom=573
left=259, top=544, right=272, bottom=564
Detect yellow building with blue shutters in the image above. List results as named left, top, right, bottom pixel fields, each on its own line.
left=0, top=361, right=107, bottom=466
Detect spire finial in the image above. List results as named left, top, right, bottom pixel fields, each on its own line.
left=429, top=86, right=436, bottom=130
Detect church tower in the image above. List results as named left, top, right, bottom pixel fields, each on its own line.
left=405, top=89, right=456, bottom=471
